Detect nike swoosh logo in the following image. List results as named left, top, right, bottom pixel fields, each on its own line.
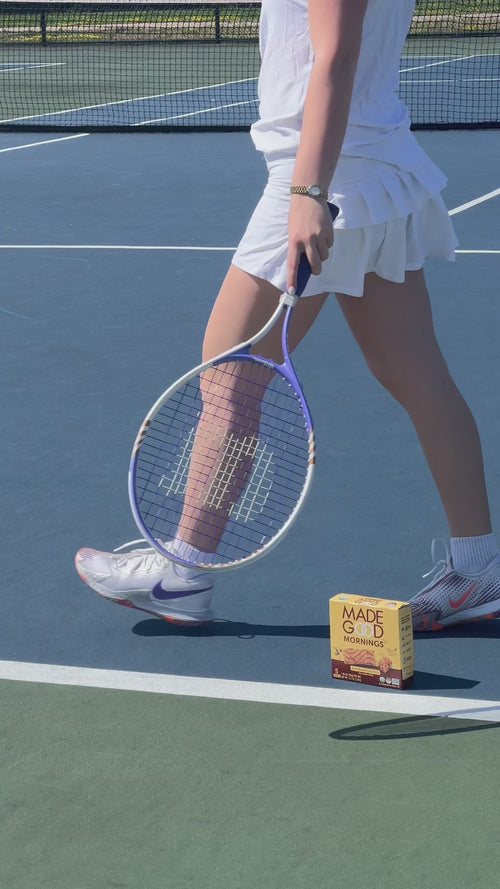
left=449, top=582, right=478, bottom=609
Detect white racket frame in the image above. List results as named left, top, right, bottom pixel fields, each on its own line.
left=128, top=289, right=316, bottom=571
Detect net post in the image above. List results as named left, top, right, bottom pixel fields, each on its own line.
left=41, top=8, right=47, bottom=45
left=214, top=5, right=221, bottom=43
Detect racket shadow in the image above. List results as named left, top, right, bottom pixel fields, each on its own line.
left=329, top=714, right=500, bottom=741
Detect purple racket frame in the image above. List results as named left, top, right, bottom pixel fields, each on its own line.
left=129, top=202, right=339, bottom=570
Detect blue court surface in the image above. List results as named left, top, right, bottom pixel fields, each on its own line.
left=1, top=126, right=499, bottom=720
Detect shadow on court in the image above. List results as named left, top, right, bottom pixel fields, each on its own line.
left=131, top=618, right=331, bottom=639
left=130, top=619, right=481, bottom=692
left=329, top=713, right=500, bottom=741
left=131, top=616, right=500, bottom=642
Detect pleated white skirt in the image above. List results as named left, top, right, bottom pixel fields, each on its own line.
left=232, top=155, right=458, bottom=298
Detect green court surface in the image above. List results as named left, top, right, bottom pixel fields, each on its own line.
left=1, top=678, right=499, bottom=889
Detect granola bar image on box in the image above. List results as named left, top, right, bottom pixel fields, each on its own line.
left=378, top=656, right=393, bottom=674
left=343, top=649, right=377, bottom=667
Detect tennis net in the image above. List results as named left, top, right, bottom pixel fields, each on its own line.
left=0, top=0, right=499, bottom=131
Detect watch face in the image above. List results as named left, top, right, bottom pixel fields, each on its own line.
left=307, top=185, right=321, bottom=197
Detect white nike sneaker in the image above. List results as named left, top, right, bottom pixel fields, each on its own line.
left=75, top=540, right=214, bottom=625
left=411, top=539, right=500, bottom=632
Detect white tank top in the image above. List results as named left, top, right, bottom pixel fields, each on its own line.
left=250, top=0, right=429, bottom=170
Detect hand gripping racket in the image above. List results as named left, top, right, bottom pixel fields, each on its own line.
left=129, top=202, right=339, bottom=571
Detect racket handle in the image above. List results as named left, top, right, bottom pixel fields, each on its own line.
left=295, top=202, right=340, bottom=297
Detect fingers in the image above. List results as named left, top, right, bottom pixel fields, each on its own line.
left=287, top=234, right=333, bottom=293
left=287, top=241, right=303, bottom=294
left=286, top=198, right=335, bottom=292
left=305, top=236, right=330, bottom=272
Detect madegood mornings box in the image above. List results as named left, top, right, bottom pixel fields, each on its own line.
left=330, top=595, right=414, bottom=689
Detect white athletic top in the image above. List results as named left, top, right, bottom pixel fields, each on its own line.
left=250, top=0, right=432, bottom=171
left=233, top=0, right=457, bottom=285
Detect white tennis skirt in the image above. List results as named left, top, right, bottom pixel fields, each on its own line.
left=232, top=156, right=459, bottom=298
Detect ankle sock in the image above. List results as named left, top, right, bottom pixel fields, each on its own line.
left=172, top=537, right=213, bottom=580
left=450, top=534, right=499, bottom=574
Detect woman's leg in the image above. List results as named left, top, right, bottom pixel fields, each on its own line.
left=75, top=262, right=329, bottom=617
left=175, top=264, right=329, bottom=553
left=336, top=269, right=492, bottom=538
left=203, top=264, right=328, bottom=362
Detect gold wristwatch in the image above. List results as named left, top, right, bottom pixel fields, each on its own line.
left=290, top=184, right=328, bottom=199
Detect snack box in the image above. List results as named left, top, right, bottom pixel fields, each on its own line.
left=330, top=595, right=414, bottom=689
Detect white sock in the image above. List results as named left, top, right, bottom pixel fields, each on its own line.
left=172, top=536, right=213, bottom=580
left=450, top=534, right=500, bottom=574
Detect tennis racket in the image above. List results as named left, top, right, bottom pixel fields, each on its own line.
left=129, top=202, right=339, bottom=571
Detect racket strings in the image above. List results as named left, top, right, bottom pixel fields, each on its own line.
left=134, top=359, right=312, bottom=566
left=201, top=430, right=259, bottom=511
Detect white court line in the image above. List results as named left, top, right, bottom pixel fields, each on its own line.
left=0, top=244, right=235, bottom=250
left=135, top=98, right=257, bottom=126
left=1, top=187, right=499, bottom=251
left=449, top=188, right=500, bottom=216
left=0, top=660, right=498, bottom=722
left=0, top=246, right=499, bottom=254
left=400, top=53, right=478, bottom=74
left=400, top=77, right=500, bottom=84
left=0, top=133, right=89, bottom=152
left=0, top=62, right=65, bottom=73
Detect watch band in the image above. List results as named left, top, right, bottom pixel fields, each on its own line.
left=290, top=185, right=328, bottom=199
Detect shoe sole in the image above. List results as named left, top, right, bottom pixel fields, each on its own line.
left=75, top=563, right=214, bottom=626
left=413, top=600, right=500, bottom=632
left=107, top=595, right=214, bottom=626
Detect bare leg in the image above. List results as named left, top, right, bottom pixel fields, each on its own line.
left=337, top=270, right=492, bottom=538
left=177, top=265, right=328, bottom=552
left=203, top=264, right=328, bottom=362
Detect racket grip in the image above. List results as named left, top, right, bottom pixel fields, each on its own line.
left=295, top=202, right=340, bottom=297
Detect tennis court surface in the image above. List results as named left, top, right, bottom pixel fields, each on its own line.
left=1, top=2, right=500, bottom=887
